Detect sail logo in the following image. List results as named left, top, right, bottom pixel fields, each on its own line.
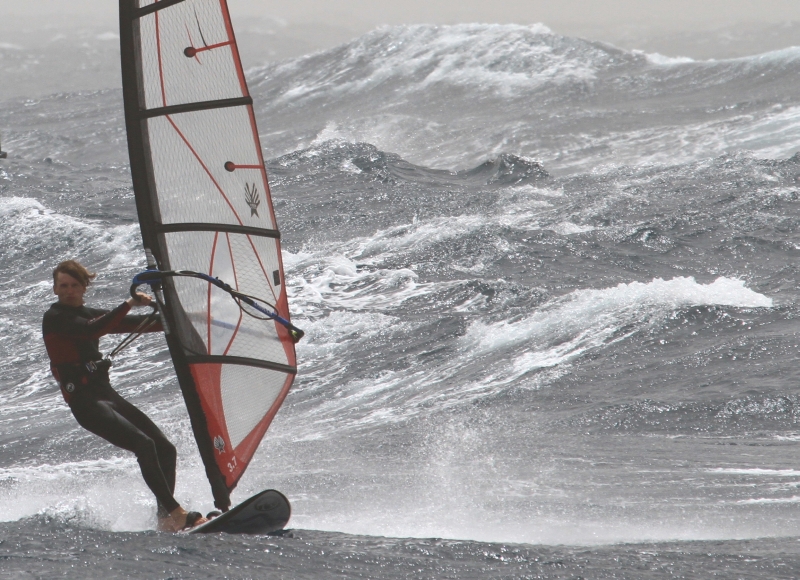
left=245, top=183, right=260, bottom=217
left=213, top=435, right=226, bottom=454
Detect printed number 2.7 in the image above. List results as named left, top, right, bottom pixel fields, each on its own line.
left=227, top=456, right=238, bottom=472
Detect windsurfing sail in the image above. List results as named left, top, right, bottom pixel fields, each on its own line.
left=119, top=0, right=297, bottom=510
left=0, top=131, right=7, bottom=159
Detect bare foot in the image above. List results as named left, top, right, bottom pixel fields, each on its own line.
left=158, top=506, right=209, bottom=532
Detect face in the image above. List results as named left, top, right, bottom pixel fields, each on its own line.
left=54, top=272, right=87, bottom=307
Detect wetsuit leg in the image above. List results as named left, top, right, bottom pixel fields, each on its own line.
left=103, top=390, right=178, bottom=495
left=70, top=394, right=180, bottom=513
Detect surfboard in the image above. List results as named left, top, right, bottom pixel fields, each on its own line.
left=189, top=489, right=291, bottom=535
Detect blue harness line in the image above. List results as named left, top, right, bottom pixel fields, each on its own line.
left=130, top=269, right=305, bottom=343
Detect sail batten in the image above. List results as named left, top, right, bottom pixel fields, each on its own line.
left=136, top=0, right=188, bottom=19
left=140, top=96, right=253, bottom=119
left=185, top=356, right=298, bottom=374
left=120, top=0, right=297, bottom=510
left=154, top=223, right=281, bottom=239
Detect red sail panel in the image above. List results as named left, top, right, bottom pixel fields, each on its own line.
left=120, top=0, right=297, bottom=510
left=190, top=363, right=293, bottom=487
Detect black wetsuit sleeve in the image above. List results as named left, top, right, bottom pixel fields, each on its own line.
left=56, top=303, right=132, bottom=340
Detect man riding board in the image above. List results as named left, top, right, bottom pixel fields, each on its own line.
left=42, top=260, right=207, bottom=532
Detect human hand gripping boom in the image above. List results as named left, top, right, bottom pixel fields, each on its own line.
left=127, top=291, right=153, bottom=307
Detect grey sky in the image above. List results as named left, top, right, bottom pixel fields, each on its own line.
left=4, top=0, right=800, bottom=28
left=253, top=0, right=800, bottom=29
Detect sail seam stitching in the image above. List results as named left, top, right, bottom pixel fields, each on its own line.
left=222, top=232, right=245, bottom=356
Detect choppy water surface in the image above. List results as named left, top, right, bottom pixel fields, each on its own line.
left=3, top=22, right=800, bottom=578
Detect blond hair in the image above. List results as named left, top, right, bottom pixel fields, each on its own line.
left=52, top=260, right=96, bottom=287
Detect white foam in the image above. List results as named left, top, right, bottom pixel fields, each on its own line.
left=0, top=412, right=224, bottom=530
left=0, top=368, right=59, bottom=410
left=0, top=197, right=141, bottom=265
left=0, top=457, right=140, bottom=525
left=454, top=277, right=771, bottom=389
left=543, top=100, right=800, bottom=172
left=738, top=496, right=800, bottom=505
left=644, top=52, right=695, bottom=66
left=288, top=254, right=429, bottom=319
left=285, top=274, right=773, bottom=436
left=465, top=277, right=771, bottom=358
left=263, top=23, right=605, bottom=104
left=509, top=184, right=565, bottom=198
left=708, top=468, right=800, bottom=477
left=729, top=45, right=800, bottom=64
left=284, top=199, right=572, bottom=325
left=0, top=457, right=135, bottom=483
left=258, top=27, right=800, bottom=172
left=549, top=221, right=596, bottom=235
left=338, top=201, right=567, bottom=264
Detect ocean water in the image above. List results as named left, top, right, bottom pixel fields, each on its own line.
left=3, top=21, right=800, bottom=578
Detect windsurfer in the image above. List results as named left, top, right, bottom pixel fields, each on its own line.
left=41, top=260, right=207, bottom=532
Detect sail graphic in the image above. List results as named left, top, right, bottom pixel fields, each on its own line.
left=119, top=0, right=297, bottom=510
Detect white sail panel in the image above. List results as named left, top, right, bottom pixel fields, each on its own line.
left=163, top=231, right=290, bottom=365
left=220, top=365, right=287, bottom=449
left=138, top=1, right=245, bottom=109
left=147, top=109, right=275, bottom=229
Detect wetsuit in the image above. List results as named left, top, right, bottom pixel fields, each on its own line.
left=42, top=301, right=179, bottom=513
